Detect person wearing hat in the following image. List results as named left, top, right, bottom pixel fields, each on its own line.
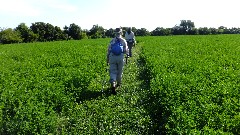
left=125, top=27, right=136, bottom=57
left=106, top=28, right=128, bottom=94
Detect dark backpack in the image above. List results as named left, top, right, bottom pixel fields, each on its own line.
left=111, top=38, right=123, bottom=55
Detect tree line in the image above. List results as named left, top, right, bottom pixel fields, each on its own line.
left=0, top=20, right=240, bottom=44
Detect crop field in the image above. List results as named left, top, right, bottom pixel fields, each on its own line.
left=0, top=35, right=239, bottom=134
left=139, top=35, right=240, bottom=134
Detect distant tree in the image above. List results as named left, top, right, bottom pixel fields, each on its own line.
left=172, top=25, right=185, bottom=35
left=63, top=25, right=70, bottom=40
left=165, top=28, right=172, bottom=35
left=217, top=26, right=236, bottom=34
left=209, top=27, right=218, bottom=35
left=0, top=28, right=22, bottom=44
left=217, top=26, right=226, bottom=34
left=151, top=27, right=162, bottom=36
left=53, top=26, right=66, bottom=40
left=30, top=22, right=47, bottom=42
left=180, top=20, right=195, bottom=31
left=198, top=27, right=210, bottom=35
left=44, top=23, right=55, bottom=41
left=230, top=27, right=240, bottom=34
left=68, top=23, right=82, bottom=40
left=105, top=28, right=115, bottom=38
left=151, top=27, right=171, bottom=36
left=120, top=27, right=137, bottom=35
left=121, top=27, right=128, bottom=35
left=81, top=30, right=88, bottom=39
left=87, top=24, right=105, bottom=39
left=0, top=27, right=7, bottom=33
left=30, top=22, right=68, bottom=41
left=135, top=28, right=150, bottom=36
left=187, top=27, right=198, bottom=35
left=131, top=27, right=137, bottom=34
left=223, top=28, right=231, bottom=34
left=172, top=20, right=195, bottom=35
left=15, top=23, right=37, bottom=42
left=218, top=26, right=226, bottom=29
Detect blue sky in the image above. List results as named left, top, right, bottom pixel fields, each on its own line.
left=0, top=0, right=240, bottom=31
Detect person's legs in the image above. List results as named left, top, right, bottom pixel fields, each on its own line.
left=128, top=43, right=133, bottom=57
left=116, top=57, right=124, bottom=86
left=109, top=63, right=117, bottom=83
left=109, top=55, right=118, bottom=94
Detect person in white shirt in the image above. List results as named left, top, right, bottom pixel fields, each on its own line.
left=124, top=27, right=136, bottom=57
left=106, top=28, right=128, bottom=94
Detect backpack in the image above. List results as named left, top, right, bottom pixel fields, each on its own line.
left=111, top=38, right=123, bottom=55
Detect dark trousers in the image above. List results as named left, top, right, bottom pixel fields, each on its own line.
left=127, top=42, right=134, bottom=57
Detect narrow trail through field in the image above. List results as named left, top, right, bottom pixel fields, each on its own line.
left=77, top=43, right=155, bottom=134
left=108, top=43, right=151, bottom=132
left=100, top=43, right=154, bottom=133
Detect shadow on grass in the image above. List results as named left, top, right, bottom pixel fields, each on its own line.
left=136, top=53, right=168, bottom=135
left=64, top=76, right=112, bottom=103
left=78, top=88, right=112, bottom=102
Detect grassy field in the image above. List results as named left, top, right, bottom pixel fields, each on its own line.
left=0, top=35, right=239, bottom=134
left=139, top=35, right=240, bottom=134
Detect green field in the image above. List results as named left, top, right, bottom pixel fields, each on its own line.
left=0, top=35, right=239, bottom=134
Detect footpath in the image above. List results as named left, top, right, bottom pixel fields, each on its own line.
left=75, top=44, right=158, bottom=134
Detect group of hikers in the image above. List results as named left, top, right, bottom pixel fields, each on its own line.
left=106, top=27, right=136, bottom=95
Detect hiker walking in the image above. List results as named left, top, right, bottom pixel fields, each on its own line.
left=125, top=27, right=136, bottom=57
left=106, top=28, right=128, bottom=94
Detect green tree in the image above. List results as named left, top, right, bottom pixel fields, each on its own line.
left=0, top=28, right=22, bottom=44
left=218, top=26, right=226, bottom=34
left=172, top=25, right=185, bottom=35
left=68, top=23, right=82, bottom=40
left=80, top=29, right=88, bottom=39
left=87, top=24, right=105, bottom=39
left=179, top=20, right=195, bottom=34
left=53, top=26, right=65, bottom=40
left=15, top=23, right=37, bottom=43
left=230, top=27, right=240, bottom=34
left=135, top=28, right=150, bottom=36
left=198, top=27, right=210, bottom=35
left=180, top=20, right=195, bottom=30
left=151, top=27, right=171, bottom=36
left=30, top=22, right=66, bottom=41
left=131, top=27, right=137, bottom=34
left=105, top=28, right=115, bottom=38
left=209, top=27, right=218, bottom=35
left=30, top=22, right=47, bottom=42
left=187, top=28, right=198, bottom=35
left=44, top=23, right=55, bottom=41
left=63, top=25, right=69, bottom=40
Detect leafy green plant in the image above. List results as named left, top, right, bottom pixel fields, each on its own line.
left=0, top=35, right=239, bottom=134
left=139, top=35, right=240, bottom=134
